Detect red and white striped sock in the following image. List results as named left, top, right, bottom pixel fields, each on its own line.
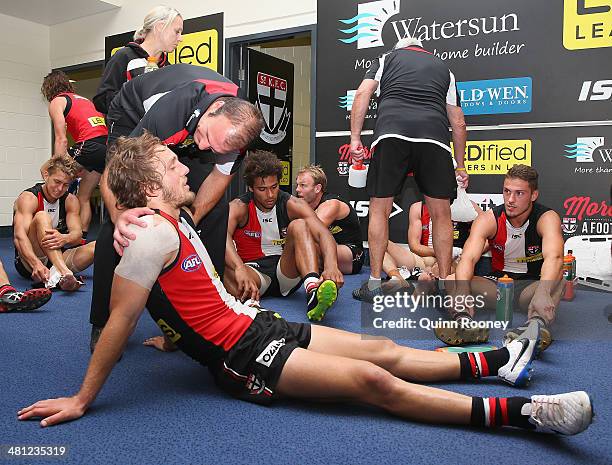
left=459, top=348, right=510, bottom=380
left=471, top=396, right=533, bottom=429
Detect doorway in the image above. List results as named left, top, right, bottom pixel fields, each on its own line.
left=226, top=25, right=316, bottom=198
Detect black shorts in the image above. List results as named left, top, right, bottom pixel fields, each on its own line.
left=482, top=271, right=538, bottom=308
left=208, top=310, right=311, bottom=405
left=367, top=138, right=457, bottom=200
left=68, top=136, right=107, bottom=174
left=245, top=255, right=301, bottom=298
left=344, top=243, right=365, bottom=274
left=106, top=119, right=134, bottom=151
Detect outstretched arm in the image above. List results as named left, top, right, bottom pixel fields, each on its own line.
left=18, top=218, right=177, bottom=426
left=18, top=276, right=150, bottom=426
left=528, top=211, right=564, bottom=324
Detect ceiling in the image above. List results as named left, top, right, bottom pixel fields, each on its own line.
left=0, top=0, right=121, bottom=26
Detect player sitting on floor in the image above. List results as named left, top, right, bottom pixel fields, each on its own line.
left=13, top=155, right=95, bottom=291
left=18, top=133, right=593, bottom=436
left=225, top=151, right=343, bottom=321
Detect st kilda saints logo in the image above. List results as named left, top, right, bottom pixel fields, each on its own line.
left=562, top=217, right=578, bottom=234
left=256, top=72, right=291, bottom=145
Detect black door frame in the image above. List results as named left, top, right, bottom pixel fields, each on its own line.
left=225, top=25, right=316, bottom=199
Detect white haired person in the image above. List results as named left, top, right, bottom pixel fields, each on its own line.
left=93, top=5, right=183, bottom=116
left=349, top=34, right=469, bottom=308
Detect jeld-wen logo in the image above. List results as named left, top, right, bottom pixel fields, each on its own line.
left=563, top=0, right=612, bottom=50
left=458, top=77, right=532, bottom=115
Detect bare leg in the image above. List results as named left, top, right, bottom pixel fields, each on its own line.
left=424, top=195, right=452, bottom=278
left=76, top=170, right=101, bottom=233
left=279, top=219, right=319, bottom=279
left=336, top=244, right=355, bottom=275
left=384, top=241, right=419, bottom=278
left=367, top=197, right=394, bottom=279
left=277, top=348, right=471, bottom=425
left=63, top=241, right=96, bottom=273
left=308, top=325, right=460, bottom=382
left=30, top=212, right=72, bottom=276
left=0, top=260, right=10, bottom=286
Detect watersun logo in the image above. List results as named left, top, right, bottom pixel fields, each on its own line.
left=338, top=89, right=378, bottom=118
left=181, top=254, right=203, bottom=272
left=339, top=90, right=356, bottom=110
left=339, top=2, right=520, bottom=50
left=564, top=137, right=612, bottom=162
left=338, top=0, right=401, bottom=49
left=457, top=77, right=532, bottom=115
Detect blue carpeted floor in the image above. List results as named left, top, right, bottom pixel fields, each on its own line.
left=1, top=236, right=611, bottom=465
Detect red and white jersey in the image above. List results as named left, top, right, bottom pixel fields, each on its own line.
left=57, top=93, right=107, bottom=142
left=146, top=210, right=258, bottom=365
left=232, top=191, right=291, bottom=262
left=489, top=203, right=550, bottom=278
left=21, top=183, right=68, bottom=233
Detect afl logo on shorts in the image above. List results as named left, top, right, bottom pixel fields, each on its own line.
left=181, top=254, right=202, bottom=272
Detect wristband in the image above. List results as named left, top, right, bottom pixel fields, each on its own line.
left=455, top=167, right=466, bottom=171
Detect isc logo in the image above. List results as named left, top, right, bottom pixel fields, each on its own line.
left=181, top=253, right=202, bottom=272
left=349, top=200, right=403, bottom=219
left=578, top=80, right=612, bottom=100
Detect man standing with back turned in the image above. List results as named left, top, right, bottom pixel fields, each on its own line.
left=349, top=36, right=469, bottom=301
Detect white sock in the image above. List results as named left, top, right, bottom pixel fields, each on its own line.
left=368, top=276, right=381, bottom=291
